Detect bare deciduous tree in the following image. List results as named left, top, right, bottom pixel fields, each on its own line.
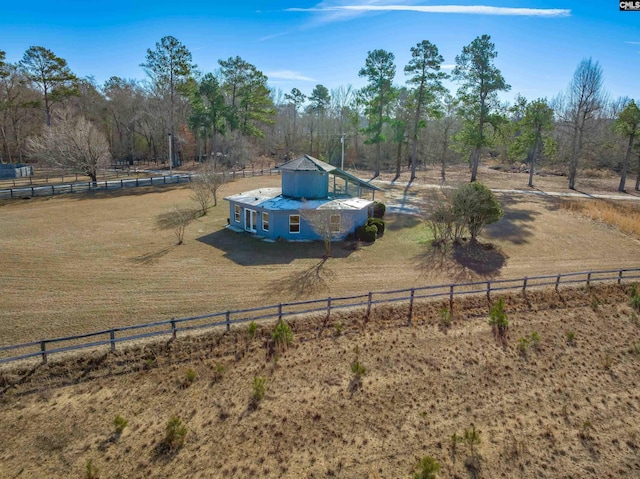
left=555, top=58, right=606, bottom=190
left=190, top=163, right=226, bottom=215
left=27, top=108, right=111, bottom=182
left=299, top=202, right=354, bottom=258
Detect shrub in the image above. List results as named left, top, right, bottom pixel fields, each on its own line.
left=439, top=307, right=452, bottom=329
left=630, top=284, right=640, bottom=311
left=113, top=415, right=128, bottom=435
left=463, top=424, right=481, bottom=455
left=488, top=298, right=508, bottom=344
left=351, top=360, right=366, bottom=378
left=247, top=320, right=258, bottom=339
left=356, top=224, right=378, bottom=242
left=566, top=330, right=576, bottom=345
left=517, top=337, right=530, bottom=356
left=366, top=217, right=385, bottom=236
left=529, top=331, right=541, bottom=350
left=413, top=455, right=441, bottom=479
left=163, top=416, right=187, bottom=451
left=453, top=182, right=503, bottom=240
left=85, top=459, right=99, bottom=479
left=334, top=321, right=344, bottom=336
left=250, top=376, right=267, bottom=408
left=184, top=367, right=198, bottom=386
left=373, top=201, right=386, bottom=218
left=272, top=319, right=293, bottom=354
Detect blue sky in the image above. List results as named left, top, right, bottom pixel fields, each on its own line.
left=2, top=1, right=639, bottom=104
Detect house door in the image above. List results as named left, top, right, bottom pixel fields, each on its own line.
left=244, top=209, right=257, bottom=232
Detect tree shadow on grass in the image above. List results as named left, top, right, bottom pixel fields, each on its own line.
left=484, top=194, right=541, bottom=245
left=384, top=213, right=422, bottom=231
left=155, top=208, right=201, bottom=230
left=414, top=240, right=507, bottom=282
left=261, top=259, right=333, bottom=300
left=129, top=246, right=176, bottom=265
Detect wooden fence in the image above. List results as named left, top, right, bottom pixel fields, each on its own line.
left=0, top=174, right=193, bottom=199
left=0, top=168, right=280, bottom=200
left=1, top=268, right=638, bottom=366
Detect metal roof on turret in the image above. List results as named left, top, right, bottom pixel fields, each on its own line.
left=276, top=155, right=334, bottom=172
left=276, top=155, right=382, bottom=191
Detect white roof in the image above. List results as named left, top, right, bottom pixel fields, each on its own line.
left=225, top=188, right=373, bottom=211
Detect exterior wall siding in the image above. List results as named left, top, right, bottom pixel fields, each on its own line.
left=281, top=170, right=329, bottom=199
left=227, top=200, right=369, bottom=242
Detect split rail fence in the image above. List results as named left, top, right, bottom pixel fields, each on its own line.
left=0, top=168, right=280, bottom=200
left=1, top=268, right=638, bottom=366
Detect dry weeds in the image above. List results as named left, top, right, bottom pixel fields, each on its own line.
left=562, top=199, right=640, bottom=239
left=0, top=285, right=639, bottom=478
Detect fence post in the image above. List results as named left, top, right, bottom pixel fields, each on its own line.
left=618, top=269, right=623, bottom=285
left=555, top=274, right=561, bottom=292
left=70, top=184, right=73, bottom=193
left=326, top=297, right=332, bottom=321
left=225, top=311, right=231, bottom=331
left=486, top=281, right=491, bottom=302
left=51, top=185, right=54, bottom=195
left=120, top=179, right=123, bottom=188
left=31, top=186, right=34, bottom=196
left=366, top=292, right=372, bottom=321
left=408, top=289, right=415, bottom=326
left=10, top=188, right=13, bottom=199
left=110, top=329, right=116, bottom=352
left=40, top=340, right=47, bottom=364
left=522, top=277, right=528, bottom=296
left=171, top=319, right=177, bottom=339
left=586, top=272, right=591, bottom=288
left=449, top=284, right=454, bottom=315
left=278, top=303, right=283, bottom=322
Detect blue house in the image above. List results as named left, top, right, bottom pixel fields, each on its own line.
left=225, top=155, right=381, bottom=241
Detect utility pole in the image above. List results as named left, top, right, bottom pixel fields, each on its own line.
left=340, top=134, right=345, bottom=170
left=168, top=132, right=173, bottom=178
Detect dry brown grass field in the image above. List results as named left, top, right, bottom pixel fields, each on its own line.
left=1, top=165, right=640, bottom=478
left=1, top=285, right=639, bottom=478
left=0, top=165, right=639, bottom=348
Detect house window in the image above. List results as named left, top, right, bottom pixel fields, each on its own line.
left=234, top=204, right=240, bottom=223
left=330, top=214, right=341, bottom=232
left=262, top=212, right=269, bottom=231
left=289, top=214, right=300, bottom=233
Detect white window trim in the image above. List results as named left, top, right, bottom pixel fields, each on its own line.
left=234, top=204, right=240, bottom=223
left=330, top=214, right=341, bottom=232
left=289, top=214, right=300, bottom=234
left=262, top=212, right=269, bottom=232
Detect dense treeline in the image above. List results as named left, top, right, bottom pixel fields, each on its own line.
left=1, top=35, right=638, bottom=190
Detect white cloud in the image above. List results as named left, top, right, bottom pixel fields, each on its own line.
left=441, top=64, right=456, bottom=70
left=625, top=41, right=640, bottom=45
left=266, top=70, right=316, bottom=82
left=287, top=4, right=571, bottom=18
